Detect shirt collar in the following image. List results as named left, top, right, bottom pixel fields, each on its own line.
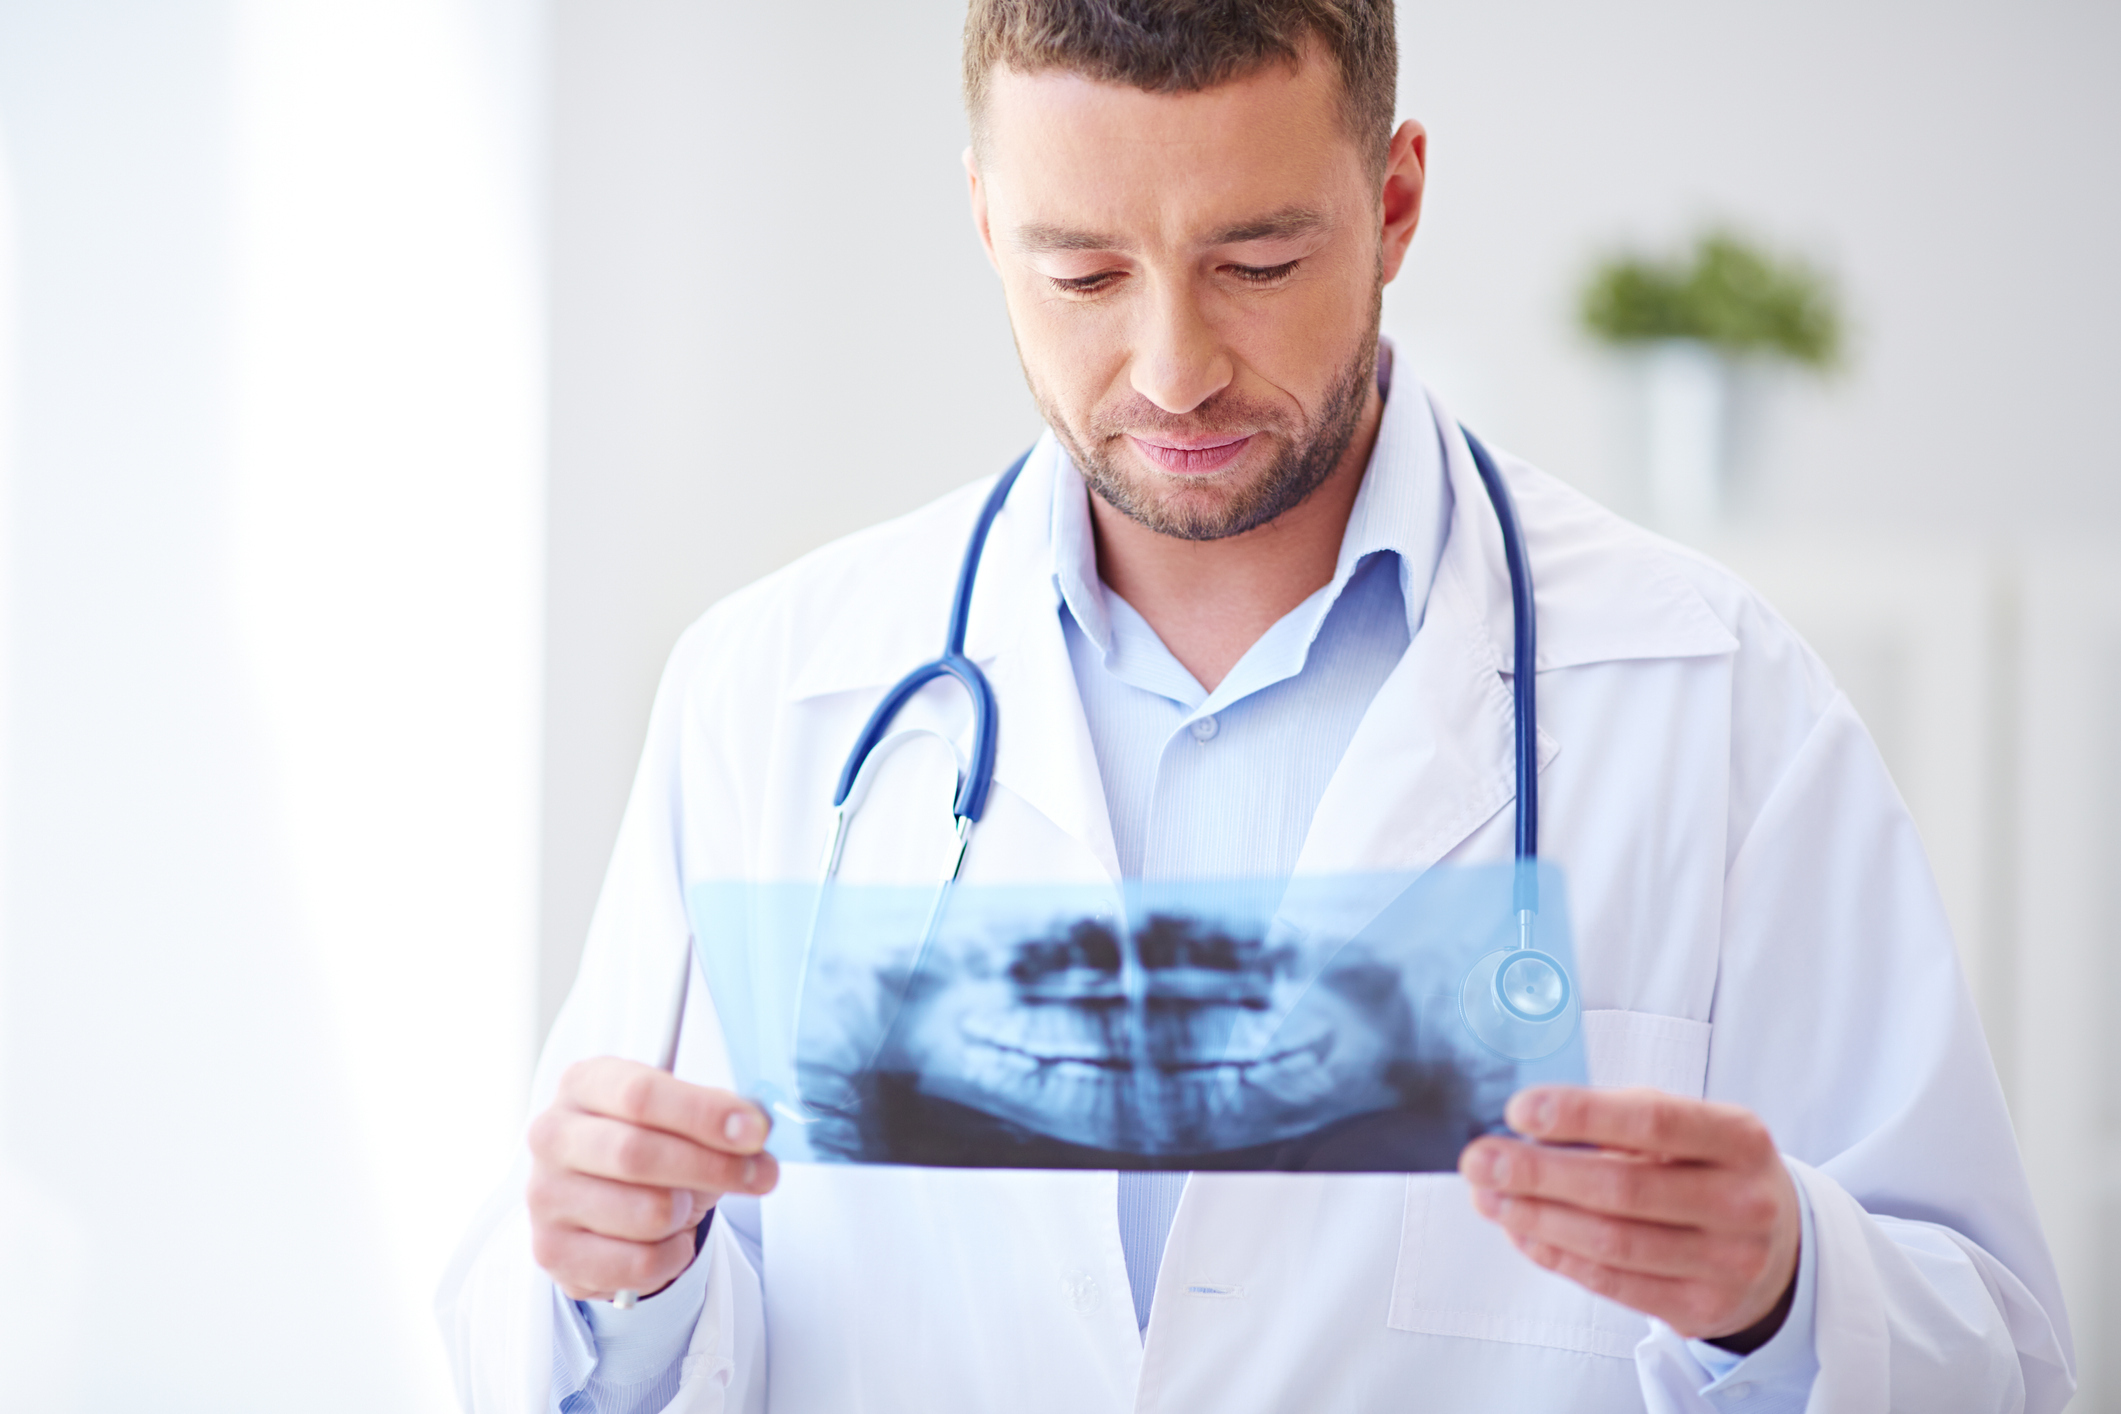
left=1049, top=338, right=1451, bottom=707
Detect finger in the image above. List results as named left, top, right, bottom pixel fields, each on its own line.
left=1472, top=1188, right=1774, bottom=1282
left=529, top=1163, right=711, bottom=1244
left=1504, top=1086, right=1775, bottom=1165
left=1510, top=1235, right=1737, bottom=1339
left=532, top=1221, right=700, bottom=1305
left=560, top=1059, right=770, bottom=1155
left=1460, top=1138, right=1744, bottom=1228
left=534, top=1110, right=776, bottom=1194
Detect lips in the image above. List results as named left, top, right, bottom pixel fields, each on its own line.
left=1127, top=433, right=1254, bottom=475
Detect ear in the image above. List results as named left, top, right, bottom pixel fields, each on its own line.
left=964, top=146, right=1000, bottom=273
left=1377, top=120, right=1427, bottom=286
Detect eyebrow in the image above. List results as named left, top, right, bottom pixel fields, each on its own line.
left=1207, top=206, right=1328, bottom=245
left=1008, top=205, right=1330, bottom=255
left=1010, top=222, right=1126, bottom=254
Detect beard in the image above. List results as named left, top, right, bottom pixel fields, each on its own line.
left=1027, top=310, right=1381, bottom=543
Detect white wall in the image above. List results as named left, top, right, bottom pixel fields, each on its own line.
left=1388, top=0, right=2121, bottom=535
left=0, top=3, right=545, bottom=1407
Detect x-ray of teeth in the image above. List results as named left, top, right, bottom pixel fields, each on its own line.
left=688, top=862, right=1586, bottom=1173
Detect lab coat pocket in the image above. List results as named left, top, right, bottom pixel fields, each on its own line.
left=1578, top=1008, right=1713, bottom=1095
left=1384, top=1011, right=1711, bottom=1358
left=1386, top=1176, right=1646, bottom=1358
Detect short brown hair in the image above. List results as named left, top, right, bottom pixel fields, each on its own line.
left=963, top=0, right=1398, bottom=176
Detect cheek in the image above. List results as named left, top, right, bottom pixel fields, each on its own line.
left=1221, top=254, right=1377, bottom=366
left=1002, top=290, right=1131, bottom=414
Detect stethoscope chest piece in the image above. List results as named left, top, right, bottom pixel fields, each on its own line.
left=1460, top=936, right=1578, bottom=1061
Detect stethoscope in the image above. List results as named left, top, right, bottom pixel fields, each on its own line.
left=625, top=429, right=1567, bottom=1302
left=818, top=425, right=1576, bottom=1072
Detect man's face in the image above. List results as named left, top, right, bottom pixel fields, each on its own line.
left=969, top=49, right=1423, bottom=540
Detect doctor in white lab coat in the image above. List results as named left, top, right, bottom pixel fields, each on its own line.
left=440, top=5, right=2072, bottom=1410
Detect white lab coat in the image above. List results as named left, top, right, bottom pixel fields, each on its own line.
left=439, top=384, right=2073, bottom=1413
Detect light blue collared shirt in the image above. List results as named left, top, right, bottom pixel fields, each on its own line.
left=1052, top=357, right=1445, bottom=1337
left=549, top=1225, right=714, bottom=1414
left=549, top=358, right=1818, bottom=1408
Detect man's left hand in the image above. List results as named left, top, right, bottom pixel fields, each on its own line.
left=1459, top=1086, right=1800, bottom=1342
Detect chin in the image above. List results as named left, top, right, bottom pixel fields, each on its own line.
left=1105, top=469, right=1273, bottom=540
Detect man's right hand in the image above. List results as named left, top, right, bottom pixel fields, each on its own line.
left=527, top=1057, right=779, bottom=1302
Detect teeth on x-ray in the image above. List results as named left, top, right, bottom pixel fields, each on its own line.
left=688, top=865, right=1584, bottom=1172
left=798, top=907, right=1515, bottom=1171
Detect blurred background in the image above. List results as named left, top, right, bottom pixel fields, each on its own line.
left=0, top=0, right=2115, bottom=1408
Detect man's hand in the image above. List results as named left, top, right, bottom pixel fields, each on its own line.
left=1459, top=1086, right=1800, bottom=1342
left=527, top=1057, right=779, bottom=1302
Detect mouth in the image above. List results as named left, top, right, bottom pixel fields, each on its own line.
left=1126, top=433, right=1254, bottom=476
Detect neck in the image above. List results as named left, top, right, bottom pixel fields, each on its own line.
left=1090, top=382, right=1385, bottom=692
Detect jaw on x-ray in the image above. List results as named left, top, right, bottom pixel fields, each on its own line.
left=690, top=863, right=1587, bottom=1174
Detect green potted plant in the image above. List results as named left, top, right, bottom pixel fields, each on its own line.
left=1580, top=232, right=1841, bottom=533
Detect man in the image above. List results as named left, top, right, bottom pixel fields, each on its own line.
left=439, top=2, right=2073, bottom=1410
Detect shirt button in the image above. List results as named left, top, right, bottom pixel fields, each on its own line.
left=1062, top=1272, right=1102, bottom=1312
left=1190, top=715, right=1219, bottom=742
left=1722, top=1382, right=1755, bottom=1402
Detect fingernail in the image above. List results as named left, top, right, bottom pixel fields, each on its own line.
left=741, top=1157, right=759, bottom=1188
left=1470, top=1186, right=1501, bottom=1218
left=671, top=1190, right=695, bottom=1227
left=724, top=1108, right=761, bottom=1147
left=1508, top=1090, right=1556, bottom=1136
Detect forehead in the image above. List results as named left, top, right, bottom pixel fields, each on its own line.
left=978, top=51, right=1367, bottom=246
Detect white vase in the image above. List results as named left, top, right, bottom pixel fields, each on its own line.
left=1639, top=338, right=1731, bottom=537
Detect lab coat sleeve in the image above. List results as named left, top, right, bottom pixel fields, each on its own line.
left=1636, top=688, right=2074, bottom=1413
left=1641, top=1160, right=1820, bottom=1412
left=436, top=611, right=769, bottom=1413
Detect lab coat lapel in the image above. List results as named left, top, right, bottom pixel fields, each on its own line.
left=963, top=442, right=1123, bottom=884
left=1292, top=384, right=1739, bottom=879
left=1288, top=564, right=1531, bottom=877
left=1291, top=402, right=1549, bottom=878
left=776, top=440, right=1119, bottom=887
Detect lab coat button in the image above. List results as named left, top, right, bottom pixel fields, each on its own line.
left=1062, top=1272, right=1101, bottom=1312
left=1722, top=1381, right=1755, bottom=1402
left=1190, top=715, right=1219, bottom=742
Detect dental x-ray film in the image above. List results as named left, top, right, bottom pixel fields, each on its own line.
left=688, top=862, right=1584, bottom=1172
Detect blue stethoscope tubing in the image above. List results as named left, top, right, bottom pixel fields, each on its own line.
left=828, top=445, right=1035, bottom=851
left=822, top=425, right=1573, bottom=1064
left=1460, top=430, right=1573, bottom=1057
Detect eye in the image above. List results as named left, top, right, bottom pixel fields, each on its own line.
left=1227, top=259, right=1300, bottom=285
left=1048, top=270, right=1124, bottom=296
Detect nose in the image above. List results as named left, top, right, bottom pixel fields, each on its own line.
left=1130, top=281, right=1233, bottom=415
